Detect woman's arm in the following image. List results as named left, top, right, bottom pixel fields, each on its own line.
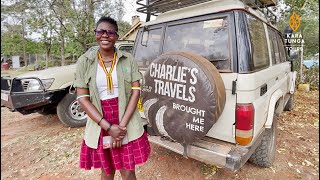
left=76, top=88, right=126, bottom=141
left=119, top=81, right=141, bottom=127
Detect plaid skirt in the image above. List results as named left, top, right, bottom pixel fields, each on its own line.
left=79, top=97, right=150, bottom=175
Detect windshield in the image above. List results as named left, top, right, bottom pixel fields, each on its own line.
left=119, top=45, right=133, bottom=53
left=134, top=16, right=231, bottom=71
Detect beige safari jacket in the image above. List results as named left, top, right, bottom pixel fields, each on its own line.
left=73, top=46, right=144, bottom=149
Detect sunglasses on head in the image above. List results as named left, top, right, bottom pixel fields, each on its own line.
left=94, top=29, right=118, bottom=37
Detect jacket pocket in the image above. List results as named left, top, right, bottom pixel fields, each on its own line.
left=123, top=74, right=132, bottom=97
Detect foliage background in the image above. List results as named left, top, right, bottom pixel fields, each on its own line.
left=277, top=0, right=319, bottom=89
left=1, top=0, right=319, bottom=88
left=1, top=0, right=131, bottom=67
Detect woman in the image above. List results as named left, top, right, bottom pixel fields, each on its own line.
left=73, top=16, right=150, bottom=180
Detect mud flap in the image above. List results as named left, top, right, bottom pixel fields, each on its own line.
left=289, top=71, right=297, bottom=94
left=183, top=143, right=188, bottom=158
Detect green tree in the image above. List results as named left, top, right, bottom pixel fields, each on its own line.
left=277, top=0, right=319, bottom=57
left=1, top=1, right=30, bottom=66
left=27, top=0, right=56, bottom=69
left=118, top=20, right=131, bottom=38
left=277, top=0, right=319, bottom=84
left=1, top=24, right=23, bottom=56
left=1, top=0, right=128, bottom=67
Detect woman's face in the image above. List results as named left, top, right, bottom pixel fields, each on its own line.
left=95, top=22, right=118, bottom=51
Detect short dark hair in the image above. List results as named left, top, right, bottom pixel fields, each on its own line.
left=96, top=16, right=118, bottom=32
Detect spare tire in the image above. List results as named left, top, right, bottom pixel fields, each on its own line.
left=142, top=51, right=226, bottom=144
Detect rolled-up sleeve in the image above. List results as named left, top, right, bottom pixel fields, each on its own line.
left=130, top=55, right=143, bottom=82
left=73, top=55, right=88, bottom=88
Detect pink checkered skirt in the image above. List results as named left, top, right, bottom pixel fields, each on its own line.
left=79, top=97, right=150, bottom=175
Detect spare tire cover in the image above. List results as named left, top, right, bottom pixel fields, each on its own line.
left=142, top=51, right=226, bottom=144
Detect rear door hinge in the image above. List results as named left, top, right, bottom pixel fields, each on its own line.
left=232, top=80, right=237, bottom=95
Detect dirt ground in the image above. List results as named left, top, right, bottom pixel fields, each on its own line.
left=1, top=90, right=319, bottom=180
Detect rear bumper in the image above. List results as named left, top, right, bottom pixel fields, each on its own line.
left=1, top=76, right=67, bottom=114
left=148, top=130, right=264, bottom=172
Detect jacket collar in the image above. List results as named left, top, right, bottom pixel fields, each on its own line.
left=84, top=46, right=127, bottom=63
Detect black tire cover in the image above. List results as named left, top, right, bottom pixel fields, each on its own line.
left=142, top=51, right=226, bottom=144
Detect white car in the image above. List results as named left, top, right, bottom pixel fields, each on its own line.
left=134, top=0, right=297, bottom=171
left=1, top=41, right=134, bottom=127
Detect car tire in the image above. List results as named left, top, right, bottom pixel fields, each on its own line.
left=284, top=94, right=294, bottom=111
left=249, top=113, right=277, bottom=167
left=57, top=93, right=87, bottom=127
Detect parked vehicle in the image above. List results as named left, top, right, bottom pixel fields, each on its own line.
left=1, top=41, right=134, bottom=127
left=134, top=0, right=297, bottom=172
left=303, top=60, right=319, bottom=69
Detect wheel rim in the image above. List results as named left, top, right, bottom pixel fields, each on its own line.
left=69, top=100, right=87, bottom=121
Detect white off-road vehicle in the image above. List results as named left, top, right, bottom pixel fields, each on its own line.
left=134, top=0, right=297, bottom=171
left=1, top=41, right=134, bottom=127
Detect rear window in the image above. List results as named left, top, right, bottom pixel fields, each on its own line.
left=163, top=17, right=231, bottom=71
left=134, top=15, right=232, bottom=71
left=119, top=45, right=133, bottom=53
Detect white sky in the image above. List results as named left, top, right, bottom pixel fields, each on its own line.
left=122, top=0, right=147, bottom=23
left=122, top=0, right=156, bottom=23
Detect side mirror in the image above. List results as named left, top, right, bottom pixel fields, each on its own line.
left=283, top=26, right=295, bottom=59
left=289, top=50, right=299, bottom=60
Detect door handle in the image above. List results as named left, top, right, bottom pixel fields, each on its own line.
left=260, top=84, right=267, bottom=96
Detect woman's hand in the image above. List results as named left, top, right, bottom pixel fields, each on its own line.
left=108, top=124, right=127, bottom=140
left=100, top=120, right=126, bottom=139
left=111, top=137, right=122, bottom=149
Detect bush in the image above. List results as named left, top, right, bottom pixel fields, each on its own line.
left=293, top=60, right=319, bottom=90
left=303, top=66, right=319, bottom=90
left=65, top=59, right=77, bottom=65
left=36, top=60, right=60, bottom=69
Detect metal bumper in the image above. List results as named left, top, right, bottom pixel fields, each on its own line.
left=1, top=76, right=67, bottom=114
left=148, top=130, right=264, bottom=172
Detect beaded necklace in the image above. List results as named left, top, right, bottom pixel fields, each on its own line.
left=97, top=51, right=117, bottom=94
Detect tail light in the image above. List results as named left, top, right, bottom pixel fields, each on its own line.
left=235, top=104, right=254, bottom=146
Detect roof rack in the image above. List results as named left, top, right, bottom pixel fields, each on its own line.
left=136, top=0, right=213, bottom=16
left=241, top=0, right=278, bottom=23
left=136, top=0, right=278, bottom=23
